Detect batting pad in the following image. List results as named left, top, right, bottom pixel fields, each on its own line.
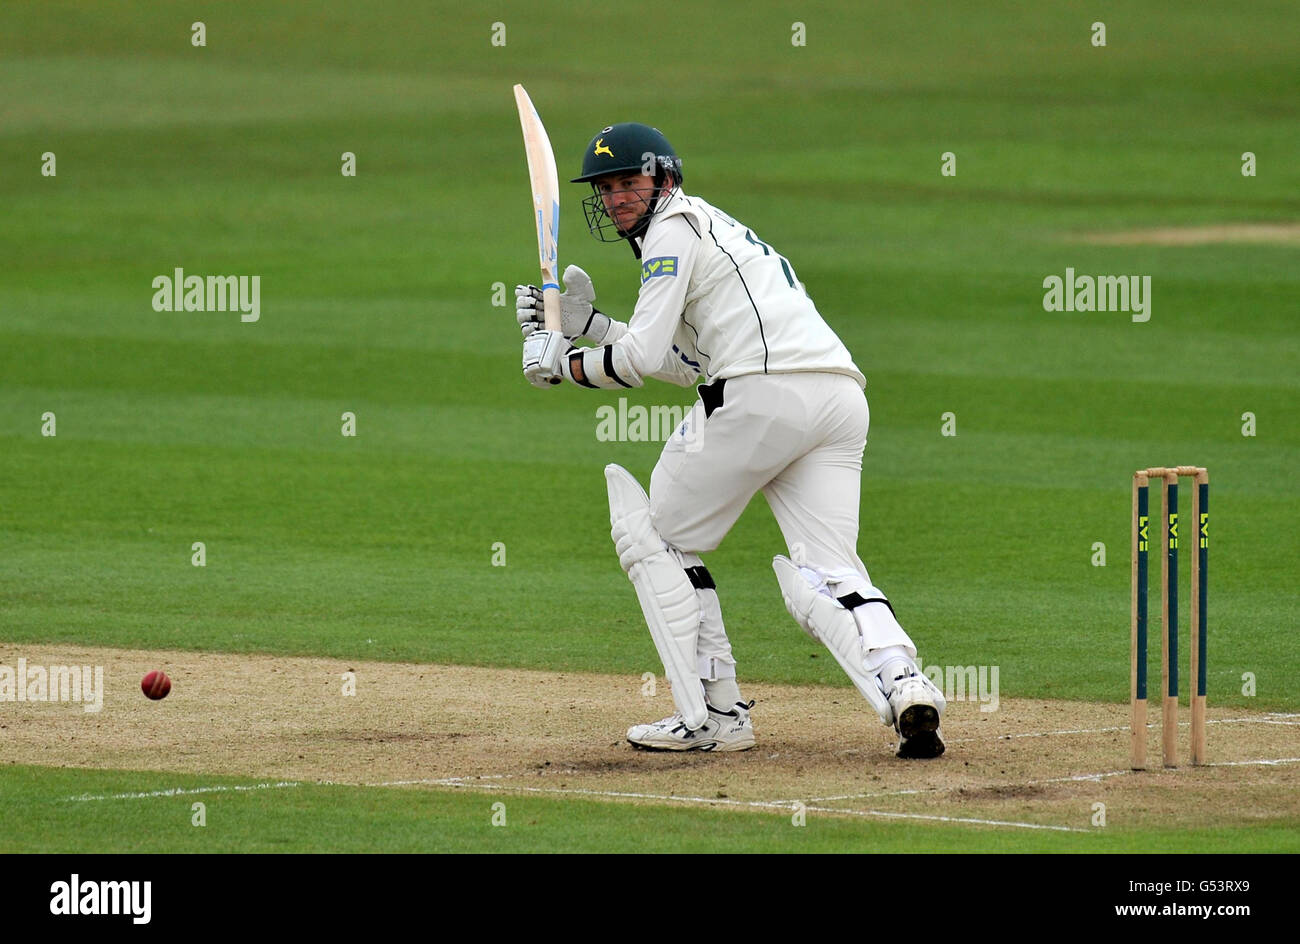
left=606, top=464, right=707, bottom=729
left=772, top=555, right=895, bottom=727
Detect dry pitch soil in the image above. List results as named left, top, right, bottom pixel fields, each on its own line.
left=3, top=643, right=1297, bottom=835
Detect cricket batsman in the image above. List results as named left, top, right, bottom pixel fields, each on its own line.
left=517, top=123, right=946, bottom=758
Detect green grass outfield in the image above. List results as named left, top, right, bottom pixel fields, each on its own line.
left=1, top=0, right=1297, bottom=852
left=5, top=764, right=1298, bottom=854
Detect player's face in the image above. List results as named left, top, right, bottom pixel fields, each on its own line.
left=595, top=172, right=659, bottom=231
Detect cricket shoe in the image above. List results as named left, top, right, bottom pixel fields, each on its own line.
left=887, top=673, right=946, bottom=759
left=627, top=701, right=756, bottom=752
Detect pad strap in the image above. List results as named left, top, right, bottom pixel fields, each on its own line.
left=685, top=565, right=715, bottom=590
left=837, top=592, right=896, bottom=618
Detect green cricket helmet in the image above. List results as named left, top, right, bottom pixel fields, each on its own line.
left=572, top=123, right=683, bottom=244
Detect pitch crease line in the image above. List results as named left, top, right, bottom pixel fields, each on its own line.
left=363, top=775, right=511, bottom=787
left=951, top=715, right=1297, bottom=744
left=63, top=781, right=302, bottom=802
left=804, top=805, right=1086, bottom=832
left=797, top=769, right=1131, bottom=803
left=430, top=779, right=1082, bottom=831
left=1205, top=757, right=1300, bottom=768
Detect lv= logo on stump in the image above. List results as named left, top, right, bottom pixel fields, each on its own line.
left=1131, top=466, right=1208, bottom=769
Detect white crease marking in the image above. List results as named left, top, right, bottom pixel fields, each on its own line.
left=951, top=716, right=1300, bottom=744
left=63, top=781, right=301, bottom=802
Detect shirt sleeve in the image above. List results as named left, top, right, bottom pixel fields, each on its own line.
left=644, top=344, right=702, bottom=387
left=557, top=211, right=701, bottom=391
left=612, top=214, right=701, bottom=380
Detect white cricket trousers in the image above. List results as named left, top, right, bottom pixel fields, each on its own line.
left=648, top=371, right=906, bottom=673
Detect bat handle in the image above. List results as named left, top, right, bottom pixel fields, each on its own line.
left=541, top=284, right=562, bottom=333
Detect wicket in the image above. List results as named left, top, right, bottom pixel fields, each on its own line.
left=1131, top=466, right=1208, bottom=769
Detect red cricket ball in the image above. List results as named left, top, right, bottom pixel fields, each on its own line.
left=141, top=670, right=171, bottom=700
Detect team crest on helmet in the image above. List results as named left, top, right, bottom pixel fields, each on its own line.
left=573, top=123, right=684, bottom=243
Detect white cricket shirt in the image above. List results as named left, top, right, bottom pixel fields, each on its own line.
left=610, top=190, right=866, bottom=389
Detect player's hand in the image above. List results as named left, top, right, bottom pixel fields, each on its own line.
left=522, top=329, right=570, bottom=388
left=516, top=265, right=615, bottom=343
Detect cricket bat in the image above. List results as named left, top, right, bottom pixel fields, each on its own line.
left=513, top=84, right=562, bottom=333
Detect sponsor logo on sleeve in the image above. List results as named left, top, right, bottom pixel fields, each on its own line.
left=641, top=256, right=678, bottom=283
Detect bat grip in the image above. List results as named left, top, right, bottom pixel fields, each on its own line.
left=541, top=284, right=562, bottom=333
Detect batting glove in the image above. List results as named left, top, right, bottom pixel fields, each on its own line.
left=516, top=264, right=618, bottom=344
left=522, top=329, right=570, bottom=388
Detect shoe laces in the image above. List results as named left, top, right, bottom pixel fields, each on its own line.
left=657, top=713, right=686, bottom=731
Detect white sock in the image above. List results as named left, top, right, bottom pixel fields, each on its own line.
left=703, top=678, right=742, bottom=709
